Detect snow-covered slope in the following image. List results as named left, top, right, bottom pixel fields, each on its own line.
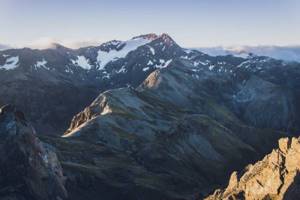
left=71, top=56, right=92, bottom=70
left=96, top=36, right=157, bottom=70
left=0, top=56, right=19, bottom=70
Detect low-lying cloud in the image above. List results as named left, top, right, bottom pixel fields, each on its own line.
left=197, top=45, right=300, bottom=62
left=19, top=37, right=103, bottom=50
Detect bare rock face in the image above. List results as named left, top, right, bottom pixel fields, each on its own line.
left=205, top=137, right=300, bottom=200
left=0, top=105, right=68, bottom=200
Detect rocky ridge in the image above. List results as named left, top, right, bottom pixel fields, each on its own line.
left=205, top=137, right=300, bottom=200
left=60, top=59, right=294, bottom=199
left=0, top=105, right=67, bottom=200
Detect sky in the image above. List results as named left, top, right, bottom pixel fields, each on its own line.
left=0, top=0, right=300, bottom=48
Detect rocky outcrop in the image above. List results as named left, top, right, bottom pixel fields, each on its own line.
left=205, top=137, right=300, bottom=200
left=0, top=105, right=67, bottom=200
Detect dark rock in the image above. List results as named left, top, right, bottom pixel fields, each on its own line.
left=0, top=105, right=67, bottom=200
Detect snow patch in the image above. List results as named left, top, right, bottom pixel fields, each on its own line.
left=0, top=56, right=19, bottom=70
left=209, top=65, right=215, bottom=70
left=155, top=59, right=172, bottom=69
left=184, top=49, right=193, bottom=54
left=143, top=67, right=150, bottom=71
left=237, top=60, right=250, bottom=68
left=148, top=45, right=155, bottom=55
left=147, top=60, right=153, bottom=65
left=97, top=37, right=154, bottom=70
left=33, top=59, right=48, bottom=69
left=72, top=56, right=92, bottom=70
left=193, top=60, right=208, bottom=66
left=116, top=65, right=126, bottom=73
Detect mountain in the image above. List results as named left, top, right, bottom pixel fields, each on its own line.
left=1, top=33, right=300, bottom=135
left=0, top=33, right=185, bottom=134
left=197, top=46, right=300, bottom=62
left=0, top=105, right=67, bottom=200
left=1, top=33, right=300, bottom=199
left=205, top=137, right=300, bottom=200
left=56, top=57, right=300, bottom=199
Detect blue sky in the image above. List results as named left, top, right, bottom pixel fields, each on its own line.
left=0, top=0, right=299, bottom=48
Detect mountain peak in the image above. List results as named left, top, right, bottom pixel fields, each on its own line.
left=132, top=33, right=159, bottom=40
left=156, top=33, right=176, bottom=46
left=131, top=33, right=175, bottom=44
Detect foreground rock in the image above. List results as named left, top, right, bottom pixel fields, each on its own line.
left=0, top=105, right=67, bottom=200
left=205, top=137, right=300, bottom=200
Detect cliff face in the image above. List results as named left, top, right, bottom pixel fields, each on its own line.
left=0, top=105, right=67, bottom=200
left=205, top=137, right=300, bottom=200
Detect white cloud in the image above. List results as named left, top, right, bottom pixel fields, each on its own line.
left=0, top=44, right=11, bottom=50
left=26, top=37, right=58, bottom=49
left=196, top=45, right=300, bottom=62
left=22, top=37, right=102, bottom=50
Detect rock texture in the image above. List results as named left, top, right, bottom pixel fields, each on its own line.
left=0, top=105, right=67, bottom=200
left=205, top=137, right=300, bottom=200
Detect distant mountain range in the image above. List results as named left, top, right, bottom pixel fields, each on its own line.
left=3, top=41, right=300, bottom=62
left=1, top=34, right=300, bottom=135
left=197, top=46, right=300, bottom=62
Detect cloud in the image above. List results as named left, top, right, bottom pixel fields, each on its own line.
left=0, top=44, right=11, bottom=50
left=62, top=40, right=102, bottom=49
left=196, top=45, right=300, bottom=62
left=26, top=37, right=58, bottom=49
left=24, top=37, right=102, bottom=49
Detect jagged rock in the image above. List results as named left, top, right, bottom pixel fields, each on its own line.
left=0, top=105, right=67, bottom=200
left=205, top=137, right=300, bottom=200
